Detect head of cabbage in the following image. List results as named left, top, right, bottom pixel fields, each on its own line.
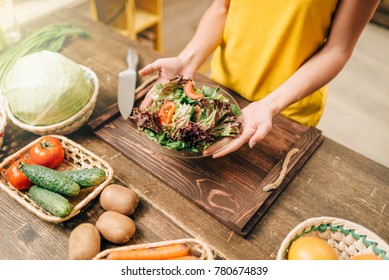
left=3, top=50, right=94, bottom=126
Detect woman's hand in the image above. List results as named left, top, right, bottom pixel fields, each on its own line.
left=138, top=57, right=196, bottom=110
left=138, top=57, right=196, bottom=81
left=203, top=101, right=274, bottom=158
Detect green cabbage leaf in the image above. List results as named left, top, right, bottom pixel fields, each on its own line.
left=3, top=50, right=93, bottom=126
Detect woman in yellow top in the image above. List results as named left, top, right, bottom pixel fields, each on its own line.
left=139, top=0, right=380, bottom=157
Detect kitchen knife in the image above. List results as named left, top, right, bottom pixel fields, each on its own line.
left=118, top=48, right=139, bottom=119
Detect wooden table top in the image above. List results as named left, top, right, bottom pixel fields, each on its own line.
left=0, top=9, right=388, bottom=260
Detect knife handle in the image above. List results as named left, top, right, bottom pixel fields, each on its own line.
left=127, top=48, right=139, bottom=70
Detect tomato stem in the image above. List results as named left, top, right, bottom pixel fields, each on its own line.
left=39, top=141, right=54, bottom=149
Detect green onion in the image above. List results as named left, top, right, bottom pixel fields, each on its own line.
left=0, top=23, right=89, bottom=90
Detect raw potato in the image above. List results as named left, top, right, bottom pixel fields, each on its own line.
left=69, top=223, right=101, bottom=260
left=96, top=211, right=136, bottom=244
left=99, top=184, right=139, bottom=216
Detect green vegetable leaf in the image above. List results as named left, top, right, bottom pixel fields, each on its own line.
left=231, top=104, right=242, bottom=116
left=202, top=85, right=220, bottom=98
left=3, top=51, right=93, bottom=126
left=131, top=75, right=242, bottom=152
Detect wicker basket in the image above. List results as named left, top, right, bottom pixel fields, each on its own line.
left=93, top=238, right=214, bottom=260
left=0, top=99, right=6, bottom=149
left=277, top=216, right=389, bottom=260
left=2, top=65, right=99, bottom=135
left=0, top=135, right=114, bottom=223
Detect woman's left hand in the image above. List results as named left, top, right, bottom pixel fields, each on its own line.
left=203, top=101, right=274, bottom=158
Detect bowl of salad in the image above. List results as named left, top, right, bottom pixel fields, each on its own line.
left=130, top=76, right=243, bottom=158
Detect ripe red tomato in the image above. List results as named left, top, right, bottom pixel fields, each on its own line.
left=158, top=101, right=176, bottom=125
left=29, top=136, right=64, bottom=168
left=7, top=158, right=33, bottom=191
left=183, top=80, right=204, bottom=100
left=23, top=152, right=36, bottom=164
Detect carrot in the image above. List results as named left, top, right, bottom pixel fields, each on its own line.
left=107, top=244, right=190, bottom=260
left=168, top=255, right=200, bottom=260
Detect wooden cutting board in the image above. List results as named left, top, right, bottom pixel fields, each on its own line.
left=87, top=81, right=323, bottom=236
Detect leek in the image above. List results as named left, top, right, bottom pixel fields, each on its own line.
left=0, top=23, right=89, bottom=90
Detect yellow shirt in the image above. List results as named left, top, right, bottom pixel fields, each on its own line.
left=211, top=0, right=339, bottom=126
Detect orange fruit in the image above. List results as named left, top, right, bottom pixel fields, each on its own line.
left=287, top=236, right=338, bottom=260
left=349, top=254, right=383, bottom=260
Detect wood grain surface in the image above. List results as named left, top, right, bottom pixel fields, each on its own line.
left=88, top=82, right=324, bottom=236
left=0, top=8, right=388, bottom=260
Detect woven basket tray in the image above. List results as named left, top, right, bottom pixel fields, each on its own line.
left=93, top=238, right=214, bottom=260
left=0, top=135, right=114, bottom=223
left=277, top=216, right=389, bottom=260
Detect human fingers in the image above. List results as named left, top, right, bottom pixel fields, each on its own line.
left=211, top=129, right=253, bottom=158
left=248, top=121, right=272, bottom=148
left=139, top=86, right=157, bottom=110
left=202, top=137, right=233, bottom=156
left=139, top=57, right=185, bottom=82
left=138, top=61, right=161, bottom=77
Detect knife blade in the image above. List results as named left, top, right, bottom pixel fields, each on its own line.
left=118, top=48, right=139, bottom=119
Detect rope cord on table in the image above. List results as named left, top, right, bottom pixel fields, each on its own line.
left=263, top=148, right=300, bottom=192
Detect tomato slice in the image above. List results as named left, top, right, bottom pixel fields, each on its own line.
left=158, top=101, right=176, bottom=125
left=184, top=80, right=204, bottom=100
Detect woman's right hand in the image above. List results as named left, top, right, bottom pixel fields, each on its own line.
left=138, top=57, right=196, bottom=110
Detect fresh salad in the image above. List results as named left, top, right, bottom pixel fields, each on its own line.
left=130, top=76, right=242, bottom=153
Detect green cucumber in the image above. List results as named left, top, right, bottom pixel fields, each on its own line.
left=61, top=168, right=107, bottom=188
left=21, top=164, right=80, bottom=196
left=29, top=185, right=73, bottom=217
